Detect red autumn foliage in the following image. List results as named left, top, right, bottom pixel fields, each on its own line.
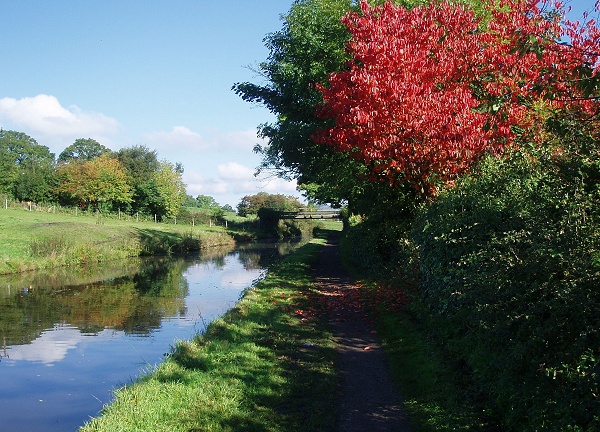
left=314, top=0, right=600, bottom=195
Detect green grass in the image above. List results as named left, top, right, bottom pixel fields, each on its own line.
left=373, top=307, right=497, bottom=431
left=0, top=208, right=234, bottom=274
left=81, top=232, right=338, bottom=432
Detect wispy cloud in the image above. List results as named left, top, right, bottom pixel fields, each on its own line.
left=143, top=126, right=261, bottom=154
left=217, top=162, right=255, bottom=180
left=184, top=161, right=297, bottom=205
left=143, top=126, right=210, bottom=152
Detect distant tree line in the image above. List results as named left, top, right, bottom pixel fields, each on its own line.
left=0, top=131, right=186, bottom=221
left=235, top=192, right=303, bottom=217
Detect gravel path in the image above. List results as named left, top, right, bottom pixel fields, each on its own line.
left=314, top=234, right=411, bottom=431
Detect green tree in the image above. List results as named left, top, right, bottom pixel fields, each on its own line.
left=116, top=145, right=161, bottom=214
left=56, top=153, right=132, bottom=210
left=196, top=194, right=219, bottom=209
left=183, top=194, right=197, bottom=207
left=58, top=138, right=111, bottom=163
left=236, top=192, right=303, bottom=216
left=146, top=161, right=186, bottom=220
left=0, top=130, right=55, bottom=202
left=195, top=194, right=224, bottom=219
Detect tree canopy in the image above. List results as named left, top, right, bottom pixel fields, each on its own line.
left=0, top=130, right=55, bottom=202
left=58, top=138, right=111, bottom=163
left=0, top=130, right=189, bottom=218
left=236, top=192, right=303, bottom=216
left=55, top=153, right=132, bottom=210
left=315, top=0, right=600, bottom=196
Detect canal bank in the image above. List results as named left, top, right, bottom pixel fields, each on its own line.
left=0, top=207, right=236, bottom=275
left=80, top=230, right=340, bottom=431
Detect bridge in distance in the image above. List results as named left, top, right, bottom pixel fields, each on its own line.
left=278, top=210, right=341, bottom=220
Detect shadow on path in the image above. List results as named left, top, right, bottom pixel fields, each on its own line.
left=314, top=233, right=411, bottom=431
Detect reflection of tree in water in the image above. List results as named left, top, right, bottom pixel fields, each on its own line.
left=0, top=259, right=145, bottom=294
left=192, top=244, right=236, bottom=269
left=0, top=239, right=307, bottom=349
left=0, top=258, right=190, bottom=345
left=0, top=285, right=60, bottom=347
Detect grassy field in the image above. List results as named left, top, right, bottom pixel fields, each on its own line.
left=81, top=231, right=338, bottom=432
left=0, top=207, right=234, bottom=274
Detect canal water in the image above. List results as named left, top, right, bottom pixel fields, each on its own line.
left=0, top=240, right=303, bottom=432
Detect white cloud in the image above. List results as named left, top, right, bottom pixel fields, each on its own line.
left=257, top=175, right=299, bottom=194
left=0, top=94, right=119, bottom=141
left=183, top=161, right=298, bottom=207
left=6, top=325, right=87, bottom=365
left=143, top=126, right=210, bottom=152
left=217, top=162, right=255, bottom=180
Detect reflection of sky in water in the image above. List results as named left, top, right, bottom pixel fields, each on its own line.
left=0, top=248, right=274, bottom=432
left=181, top=254, right=266, bottom=327
left=5, top=325, right=111, bottom=365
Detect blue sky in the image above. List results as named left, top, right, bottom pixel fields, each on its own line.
left=0, top=0, right=597, bottom=207
left=0, top=1, right=295, bottom=207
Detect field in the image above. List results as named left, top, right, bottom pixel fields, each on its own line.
left=0, top=208, right=234, bottom=275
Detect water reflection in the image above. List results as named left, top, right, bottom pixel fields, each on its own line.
left=0, top=257, right=190, bottom=350
left=0, top=240, right=303, bottom=431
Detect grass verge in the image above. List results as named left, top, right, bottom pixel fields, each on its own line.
left=374, top=307, right=499, bottom=431
left=81, top=232, right=337, bottom=432
left=342, top=284, right=500, bottom=431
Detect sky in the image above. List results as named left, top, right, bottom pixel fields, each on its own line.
left=0, top=1, right=597, bottom=208
left=0, top=1, right=295, bottom=208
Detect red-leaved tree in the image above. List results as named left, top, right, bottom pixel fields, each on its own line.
left=314, top=0, right=600, bottom=195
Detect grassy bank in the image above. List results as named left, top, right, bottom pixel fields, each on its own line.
left=81, top=231, right=338, bottom=432
left=0, top=208, right=235, bottom=275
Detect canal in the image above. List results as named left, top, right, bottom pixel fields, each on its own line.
left=0, top=240, right=302, bottom=431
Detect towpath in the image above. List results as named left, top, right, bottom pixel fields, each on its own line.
left=314, top=233, right=412, bottom=431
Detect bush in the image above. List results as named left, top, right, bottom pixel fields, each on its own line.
left=412, top=139, right=600, bottom=431
left=30, top=236, right=71, bottom=258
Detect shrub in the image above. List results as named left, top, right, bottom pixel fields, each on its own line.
left=30, top=236, right=70, bottom=258
left=412, top=138, right=600, bottom=430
